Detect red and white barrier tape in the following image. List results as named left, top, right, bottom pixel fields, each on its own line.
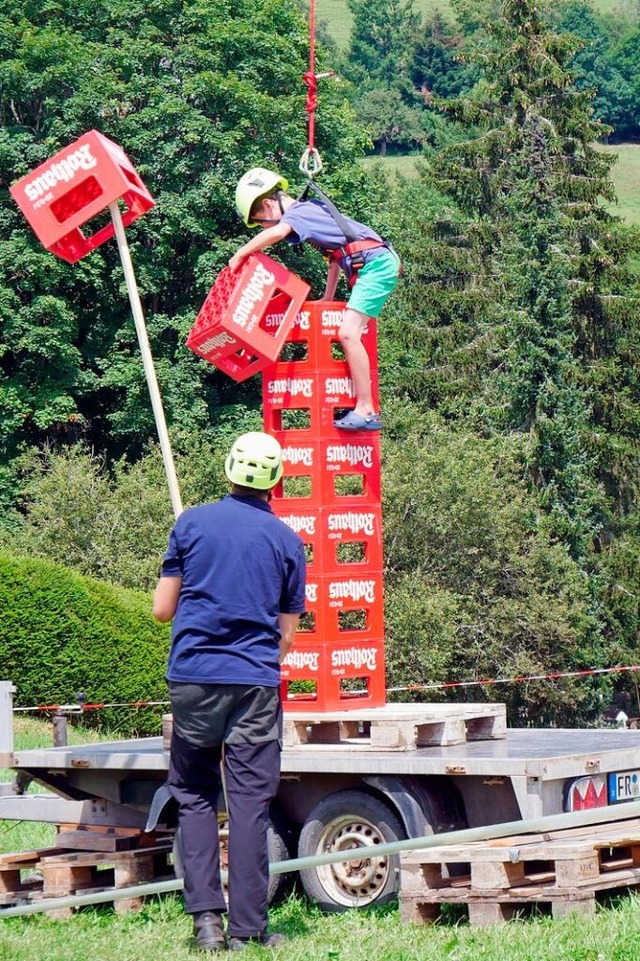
left=11, top=665, right=640, bottom=713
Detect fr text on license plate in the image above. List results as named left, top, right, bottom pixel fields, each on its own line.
left=608, top=769, right=640, bottom=803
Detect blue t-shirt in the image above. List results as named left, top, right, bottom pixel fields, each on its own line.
left=162, top=495, right=306, bottom=687
left=281, top=199, right=384, bottom=271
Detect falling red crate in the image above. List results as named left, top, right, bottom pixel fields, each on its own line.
left=186, top=255, right=310, bottom=382
left=10, top=130, right=154, bottom=262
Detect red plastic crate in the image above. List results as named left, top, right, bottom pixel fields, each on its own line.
left=10, top=130, right=154, bottom=262
left=274, top=505, right=324, bottom=570
left=262, top=362, right=381, bottom=440
left=320, top=505, right=384, bottom=573
left=275, top=503, right=383, bottom=573
left=281, top=640, right=386, bottom=711
left=298, top=572, right=385, bottom=642
left=186, top=254, right=310, bottom=382
left=261, top=298, right=378, bottom=371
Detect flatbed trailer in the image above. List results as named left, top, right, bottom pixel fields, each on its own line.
left=4, top=684, right=640, bottom=911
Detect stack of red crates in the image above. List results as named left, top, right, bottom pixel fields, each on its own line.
left=262, top=298, right=386, bottom=711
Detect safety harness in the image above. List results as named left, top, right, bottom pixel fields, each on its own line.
left=298, top=179, right=399, bottom=287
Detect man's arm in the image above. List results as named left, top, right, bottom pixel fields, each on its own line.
left=229, top=222, right=293, bottom=273
left=278, top=612, right=300, bottom=664
left=153, top=576, right=183, bottom=622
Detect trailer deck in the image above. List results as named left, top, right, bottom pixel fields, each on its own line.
left=9, top=728, right=640, bottom=781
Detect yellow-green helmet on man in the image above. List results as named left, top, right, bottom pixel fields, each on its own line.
left=225, top=431, right=284, bottom=490
left=235, top=167, right=289, bottom=227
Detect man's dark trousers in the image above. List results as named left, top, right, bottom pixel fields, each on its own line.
left=168, top=717, right=281, bottom=938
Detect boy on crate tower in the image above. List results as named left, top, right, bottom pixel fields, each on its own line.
left=229, top=167, right=401, bottom=432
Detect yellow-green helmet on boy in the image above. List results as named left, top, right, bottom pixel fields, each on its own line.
left=225, top=431, right=284, bottom=490
left=235, top=168, right=289, bottom=227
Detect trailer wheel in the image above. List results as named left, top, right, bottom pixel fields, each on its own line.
left=172, top=808, right=292, bottom=905
left=298, top=790, right=405, bottom=911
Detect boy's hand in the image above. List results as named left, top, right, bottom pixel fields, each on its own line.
left=228, top=251, right=247, bottom=274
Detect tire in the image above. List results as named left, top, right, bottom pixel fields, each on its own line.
left=172, top=807, right=292, bottom=905
left=297, top=789, right=405, bottom=911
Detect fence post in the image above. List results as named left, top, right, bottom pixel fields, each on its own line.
left=0, top=681, right=16, bottom=764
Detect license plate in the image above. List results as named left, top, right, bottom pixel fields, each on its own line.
left=608, top=769, right=640, bottom=803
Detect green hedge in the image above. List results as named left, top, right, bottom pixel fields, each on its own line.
left=0, top=553, right=170, bottom=737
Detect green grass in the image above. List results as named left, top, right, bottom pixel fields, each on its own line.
left=316, top=0, right=454, bottom=49
left=600, top=143, right=640, bottom=225
left=3, top=889, right=640, bottom=961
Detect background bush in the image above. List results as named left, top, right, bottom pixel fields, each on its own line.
left=0, top=553, right=170, bottom=737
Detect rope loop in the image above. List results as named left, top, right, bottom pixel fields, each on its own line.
left=299, top=147, right=323, bottom=178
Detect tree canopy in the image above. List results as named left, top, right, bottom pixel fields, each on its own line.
left=0, top=0, right=369, bottom=503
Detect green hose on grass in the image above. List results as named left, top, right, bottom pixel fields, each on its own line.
left=2, top=802, right=637, bottom=919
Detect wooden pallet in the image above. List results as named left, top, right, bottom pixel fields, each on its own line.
left=0, top=839, right=174, bottom=917
left=399, top=816, right=640, bottom=925
left=282, top=703, right=507, bottom=750
left=163, top=703, right=507, bottom=752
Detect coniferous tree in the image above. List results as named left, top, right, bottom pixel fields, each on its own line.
left=388, top=0, right=640, bottom=558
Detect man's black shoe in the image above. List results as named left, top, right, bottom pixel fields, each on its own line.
left=227, top=933, right=286, bottom=951
left=193, top=911, right=227, bottom=952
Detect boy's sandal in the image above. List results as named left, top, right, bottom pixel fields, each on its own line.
left=334, top=411, right=382, bottom=431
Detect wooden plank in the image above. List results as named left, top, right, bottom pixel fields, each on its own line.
left=55, top=826, right=158, bottom=853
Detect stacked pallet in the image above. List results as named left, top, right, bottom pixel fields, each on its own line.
left=0, top=827, right=173, bottom=917
left=163, top=702, right=508, bottom=752
left=400, top=816, right=640, bottom=926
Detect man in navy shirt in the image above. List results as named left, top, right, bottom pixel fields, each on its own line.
left=154, top=432, right=305, bottom=952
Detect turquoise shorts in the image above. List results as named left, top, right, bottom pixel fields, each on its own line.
left=347, top=248, right=401, bottom=319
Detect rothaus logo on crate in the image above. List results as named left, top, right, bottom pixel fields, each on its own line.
left=320, top=307, right=345, bottom=336
left=232, top=261, right=275, bottom=333
left=323, top=374, right=355, bottom=403
left=262, top=306, right=311, bottom=331
left=281, top=445, right=315, bottom=468
left=320, top=308, right=369, bottom=337
left=328, top=578, right=377, bottom=607
left=196, top=329, right=236, bottom=357
left=265, top=375, right=315, bottom=402
left=327, top=510, right=377, bottom=540
left=283, top=648, right=321, bottom=673
left=331, top=646, right=379, bottom=675
left=305, top=581, right=319, bottom=604
left=22, top=143, right=98, bottom=210
left=325, top=443, right=375, bottom=471
left=279, top=511, right=317, bottom=536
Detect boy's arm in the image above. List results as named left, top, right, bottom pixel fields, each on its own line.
left=323, top=261, right=341, bottom=300
left=229, top=222, right=293, bottom=273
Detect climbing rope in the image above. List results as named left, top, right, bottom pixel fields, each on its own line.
left=299, top=0, right=332, bottom=178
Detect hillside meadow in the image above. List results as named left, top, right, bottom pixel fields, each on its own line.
left=360, top=143, right=640, bottom=225
left=316, top=0, right=626, bottom=49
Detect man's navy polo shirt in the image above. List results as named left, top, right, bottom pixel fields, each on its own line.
left=162, top=494, right=306, bottom=688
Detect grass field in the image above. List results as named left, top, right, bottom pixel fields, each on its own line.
left=4, top=720, right=640, bottom=958
left=3, top=891, right=640, bottom=961
left=360, top=144, right=640, bottom=226
left=316, top=0, right=633, bottom=50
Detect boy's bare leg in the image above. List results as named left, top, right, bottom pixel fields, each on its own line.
left=338, top=308, right=375, bottom=415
